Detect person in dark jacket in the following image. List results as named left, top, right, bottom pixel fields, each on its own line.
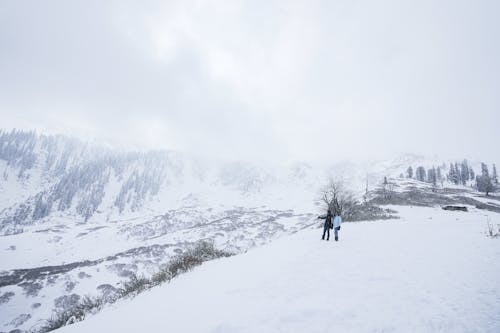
left=318, top=209, right=333, bottom=241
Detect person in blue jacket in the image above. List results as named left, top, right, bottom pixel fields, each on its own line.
left=333, top=212, right=342, bottom=241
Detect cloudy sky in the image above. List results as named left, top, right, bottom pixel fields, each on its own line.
left=1, top=0, right=499, bottom=163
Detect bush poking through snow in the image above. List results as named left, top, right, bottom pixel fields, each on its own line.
left=35, top=296, right=105, bottom=332
left=118, top=275, right=151, bottom=297
left=34, top=241, right=232, bottom=332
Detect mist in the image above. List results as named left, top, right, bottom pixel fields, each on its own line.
left=1, top=0, right=499, bottom=164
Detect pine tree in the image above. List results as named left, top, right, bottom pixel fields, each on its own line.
left=427, top=167, right=437, bottom=190
left=455, top=162, right=462, bottom=185
left=481, top=162, right=489, bottom=177
left=477, top=174, right=494, bottom=196
left=460, top=160, right=469, bottom=185
left=407, top=166, right=413, bottom=178
left=492, top=164, right=498, bottom=184
left=448, top=163, right=459, bottom=185
left=416, top=166, right=426, bottom=182
left=469, top=168, right=475, bottom=181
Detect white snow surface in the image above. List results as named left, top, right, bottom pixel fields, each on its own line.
left=60, top=206, right=500, bottom=333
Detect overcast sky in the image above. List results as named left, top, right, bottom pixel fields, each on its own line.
left=1, top=0, right=499, bottom=164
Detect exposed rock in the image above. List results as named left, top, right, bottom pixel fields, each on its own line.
left=0, top=291, right=15, bottom=305
left=442, top=205, right=468, bottom=212
left=8, top=313, right=31, bottom=327
left=18, top=281, right=42, bottom=297
left=78, top=271, right=91, bottom=279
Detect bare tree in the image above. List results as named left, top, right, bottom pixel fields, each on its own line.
left=319, top=178, right=357, bottom=220
left=380, top=177, right=395, bottom=199
left=387, top=182, right=395, bottom=199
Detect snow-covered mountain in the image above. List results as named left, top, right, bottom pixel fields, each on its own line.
left=2, top=130, right=489, bottom=235
left=1, top=129, right=498, bottom=332
left=0, top=130, right=328, bottom=236
left=0, top=130, right=324, bottom=332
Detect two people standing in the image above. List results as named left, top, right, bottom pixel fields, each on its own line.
left=319, top=209, right=342, bottom=241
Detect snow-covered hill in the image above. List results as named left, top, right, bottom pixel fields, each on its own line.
left=0, top=130, right=327, bottom=235
left=1, top=130, right=493, bottom=233
left=1, top=129, right=499, bottom=332
left=57, top=205, right=500, bottom=333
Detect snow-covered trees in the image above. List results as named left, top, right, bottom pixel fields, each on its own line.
left=476, top=174, right=494, bottom=196
left=114, top=153, right=166, bottom=213
left=476, top=162, right=495, bottom=196
left=469, top=168, right=475, bottom=182
left=448, top=163, right=456, bottom=184
left=436, top=167, right=443, bottom=185
left=403, top=160, right=491, bottom=189
left=481, top=162, right=489, bottom=177
left=0, top=131, right=170, bottom=226
left=0, top=129, right=38, bottom=179
left=460, top=160, right=470, bottom=185
left=492, top=164, right=498, bottom=184
left=427, top=167, right=437, bottom=190
left=406, top=166, right=413, bottom=178
left=415, top=166, right=426, bottom=182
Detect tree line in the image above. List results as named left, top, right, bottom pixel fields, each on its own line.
left=405, top=160, right=498, bottom=195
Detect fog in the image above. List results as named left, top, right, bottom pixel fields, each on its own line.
left=1, top=0, right=499, bottom=164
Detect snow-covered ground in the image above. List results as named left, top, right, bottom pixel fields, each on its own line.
left=2, top=131, right=500, bottom=332
left=58, top=205, right=500, bottom=333
left=0, top=206, right=316, bottom=332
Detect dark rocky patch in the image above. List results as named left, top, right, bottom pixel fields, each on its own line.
left=369, top=186, right=500, bottom=214
left=0, top=243, right=179, bottom=288
left=77, top=271, right=91, bottom=279
left=18, top=281, right=42, bottom=297
left=442, top=205, right=468, bottom=212
left=46, top=275, right=59, bottom=286
left=86, top=226, right=107, bottom=232
left=348, top=204, right=398, bottom=222
left=0, top=291, right=15, bottom=305
left=370, top=187, right=455, bottom=207
left=7, top=313, right=31, bottom=327
left=453, top=196, right=500, bottom=213
left=34, top=228, right=64, bottom=234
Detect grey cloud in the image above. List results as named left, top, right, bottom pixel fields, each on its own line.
left=0, top=0, right=499, bottom=164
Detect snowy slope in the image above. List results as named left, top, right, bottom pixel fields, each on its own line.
left=58, top=205, right=500, bottom=333
left=2, top=129, right=499, bottom=332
